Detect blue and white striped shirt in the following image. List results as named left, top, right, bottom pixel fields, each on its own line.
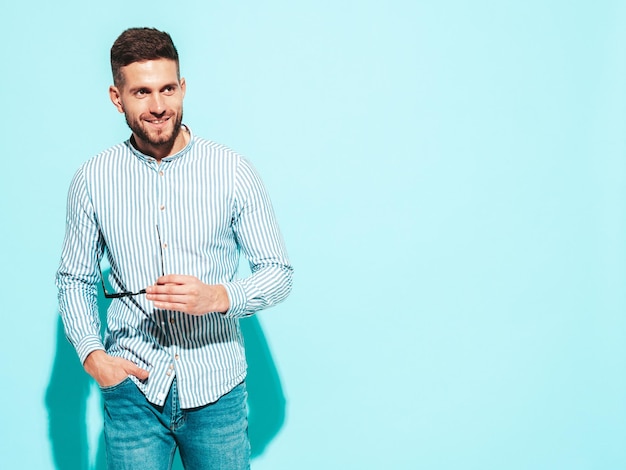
left=56, top=126, right=293, bottom=408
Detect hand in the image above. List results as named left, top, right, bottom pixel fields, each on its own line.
left=145, top=274, right=230, bottom=315
left=84, top=350, right=149, bottom=387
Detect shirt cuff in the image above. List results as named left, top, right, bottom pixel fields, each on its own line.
left=75, top=335, right=105, bottom=365
left=222, top=282, right=248, bottom=318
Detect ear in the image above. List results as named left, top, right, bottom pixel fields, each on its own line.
left=109, top=85, right=125, bottom=113
left=180, top=77, right=186, bottom=98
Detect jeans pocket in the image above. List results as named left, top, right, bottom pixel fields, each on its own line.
left=100, top=376, right=132, bottom=393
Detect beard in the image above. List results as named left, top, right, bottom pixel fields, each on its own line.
left=125, top=111, right=183, bottom=149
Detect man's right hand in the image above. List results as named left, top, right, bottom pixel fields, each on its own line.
left=83, top=350, right=149, bottom=387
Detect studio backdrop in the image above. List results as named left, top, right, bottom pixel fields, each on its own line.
left=1, top=1, right=625, bottom=469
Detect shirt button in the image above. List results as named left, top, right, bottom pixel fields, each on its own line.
left=169, top=317, right=175, bottom=324
left=169, top=364, right=175, bottom=370
left=159, top=171, right=164, bottom=176
left=163, top=243, right=168, bottom=249
left=160, top=205, right=165, bottom=211
left=175, top=354, right=180, bottom=360
left=166, top=370, right=172, bottom=376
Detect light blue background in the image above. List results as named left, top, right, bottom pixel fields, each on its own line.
left=2, top=1, right=625, bottom=468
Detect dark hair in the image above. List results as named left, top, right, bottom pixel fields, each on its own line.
left=110, top=27, right=179, bottom=86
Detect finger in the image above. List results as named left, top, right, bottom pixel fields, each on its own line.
left=156, top=274, right=189, bottom=285
left=133, top=368, right=149, bottom=380
left=124, top=361, right=149, bottom=380
left=147, top=284, right=187, bottom=295
left=148, top=292, right=193, bottom=306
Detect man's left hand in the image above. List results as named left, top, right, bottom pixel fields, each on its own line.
left=146, top=275, right=230, bottom=315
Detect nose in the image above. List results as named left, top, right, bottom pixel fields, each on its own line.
left=149, top=93, right=165, bottom=115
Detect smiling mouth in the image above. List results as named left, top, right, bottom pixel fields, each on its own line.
left=146, top=116, right=171, bottom=125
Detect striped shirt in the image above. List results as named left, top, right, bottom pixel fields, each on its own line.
left=56, top=126, right=293, bottom=408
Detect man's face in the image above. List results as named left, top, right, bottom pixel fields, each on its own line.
left=109, top=59, right=186, bottom=157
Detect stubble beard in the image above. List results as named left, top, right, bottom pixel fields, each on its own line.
left=126, top=111, right=184, bottom=149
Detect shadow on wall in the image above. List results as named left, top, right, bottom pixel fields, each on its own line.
left=45, top=278, right=286, bottom=469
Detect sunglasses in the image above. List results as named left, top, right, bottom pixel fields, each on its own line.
left=99, top=226, right=165, bottom=299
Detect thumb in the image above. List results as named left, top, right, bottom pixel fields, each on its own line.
left=123, top=360, right=149, bottom=380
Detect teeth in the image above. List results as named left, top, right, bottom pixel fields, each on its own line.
left=146, top=117, right=169, bottom=125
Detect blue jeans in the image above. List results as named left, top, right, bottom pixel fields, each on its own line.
left=101, top=378, right=250, bottom=470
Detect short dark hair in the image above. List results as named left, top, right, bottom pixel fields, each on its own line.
left=110, top=27, right=180, bottom=86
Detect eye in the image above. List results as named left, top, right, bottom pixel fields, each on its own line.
left=135, top=89, right=149, bottom=98
left=163, top=86, right=176, bottom=95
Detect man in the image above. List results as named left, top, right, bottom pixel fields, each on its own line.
left=56, top=27, right=293, bottom=470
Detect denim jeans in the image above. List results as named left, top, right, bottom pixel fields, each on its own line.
left=101, top=377, right=250, bottom=470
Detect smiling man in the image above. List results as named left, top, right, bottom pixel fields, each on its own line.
left=56, top=28, right=293, bottom=470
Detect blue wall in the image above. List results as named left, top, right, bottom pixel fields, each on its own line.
left=2, top=1, right=626, bottom=468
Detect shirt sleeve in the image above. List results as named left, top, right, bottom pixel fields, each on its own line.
left=55, top=166, right=106, bottom=364
left=222, top=157, right=294, bottom=318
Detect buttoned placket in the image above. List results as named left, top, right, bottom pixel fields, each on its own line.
left=153, top=158, right=179, bottom=400
left=151, top=157, right=169, bottom=281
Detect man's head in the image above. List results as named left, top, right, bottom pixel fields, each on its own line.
left=109, top=28, right=187, bottom=160
left=111, top=27, right=179, bottom=87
